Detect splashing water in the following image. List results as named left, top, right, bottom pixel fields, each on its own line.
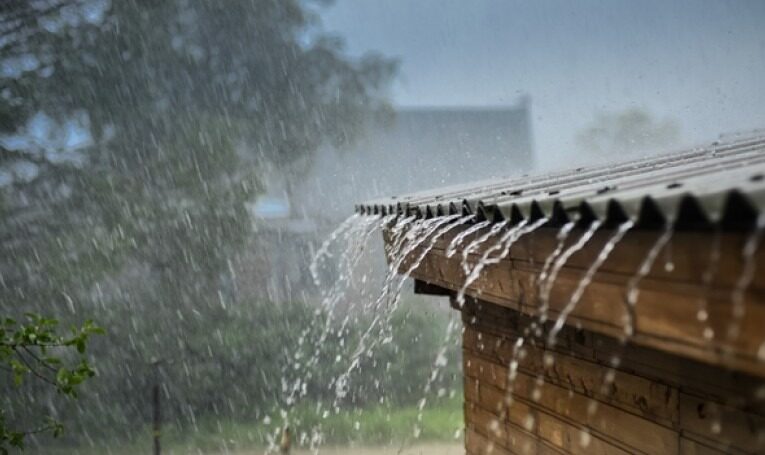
left=547, top=220, right=634, bottom=347
left=728, top=214, right=765, bottom=342
left=385, top=215, right=463, bottom=301
left=622, top=224, right=674, bottom=338
left=538, top=220, right=603, bottom=324
left=265, top=213, right=387, bottom=454
left=279, top=215, right=383, bottom=421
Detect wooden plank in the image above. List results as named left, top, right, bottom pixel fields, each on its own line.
left=467, top=326, right=680, bottom=426
left=463, top=298, right=765, bottom=415
left=536, top=412, right=631, bottom=455
left=464, top=350, right=680, bottom=454
left=465, top=427, right=514, bottom=455
left=679, top=437, right=738, bottom=455
left=465, top=381, right=566, bottom=455
left=430, top=227, right=765, bottom=292
left=678, top=392, right=765, bottom=453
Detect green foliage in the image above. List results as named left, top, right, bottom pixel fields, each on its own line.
left=0, top=1, right=400, bottom=450
left=0, top=314, right=103, bottom=452
left=31, top=399, right=463, bottom=454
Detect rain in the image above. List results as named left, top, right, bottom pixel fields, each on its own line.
left=2, top=1, right=765, bottom=455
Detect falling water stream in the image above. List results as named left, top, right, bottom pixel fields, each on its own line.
left=456, top=218, right=550, bottom=307
left=538, top=220, right=603, bottom=324
left=547, top=220, right=634, bottom=346
left=332, top=214, right=476, bottom=411
left=728, top=214, right=765, bottom=345
left=446, top=220, right=492, bottom=258
left=460, top=220, right=509, bottom=274
left=622, top=224, right=674, bottom=338
left=270, top=214, right=384, bottom=452
left=697, top=231, right=722, bottom=343
left=586, top=223, right=674, bottom=418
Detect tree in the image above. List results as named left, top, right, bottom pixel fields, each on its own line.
left=0, top=314, right=103, bottom=452
left=0, top=0, right=396, bottom=446
left=576, top=108, right=680, bottom=156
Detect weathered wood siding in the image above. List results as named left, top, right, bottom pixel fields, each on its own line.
left=395, top=227, right=765, bottom=377
left=460, top=297, right=765, bottom=454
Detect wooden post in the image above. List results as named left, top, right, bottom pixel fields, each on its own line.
left=152, top=372, right=161, bottom=455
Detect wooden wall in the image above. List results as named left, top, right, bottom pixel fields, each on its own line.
left=460, top=297, right=765, bottom=455
left=397, top=226, right=765, bottom=378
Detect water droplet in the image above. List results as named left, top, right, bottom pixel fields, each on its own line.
left=579, top=429, right=592, bottom=447
left=757, top=342, right=765, bottom=361
left=523, top=415, right=535, bottom=431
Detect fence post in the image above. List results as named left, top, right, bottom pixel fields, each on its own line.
left=151, top=360, right=162, bottom=455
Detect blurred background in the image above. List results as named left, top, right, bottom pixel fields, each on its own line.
left=0, top=0, right=763, bottom=453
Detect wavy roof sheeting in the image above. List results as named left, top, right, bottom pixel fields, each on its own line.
left=356, top=135, right=765, bottom=231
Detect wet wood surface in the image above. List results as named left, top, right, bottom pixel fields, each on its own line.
left=461, top=298, right=765, bottom=455
left=386, top=225, right=765, bottom=378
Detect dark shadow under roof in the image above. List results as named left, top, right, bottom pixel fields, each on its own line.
left=356, top=135, right=765, bottom=230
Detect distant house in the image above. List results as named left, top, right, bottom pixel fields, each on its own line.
left=295, top=98, right=535, bottom=221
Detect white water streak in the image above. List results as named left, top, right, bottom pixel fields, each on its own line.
left=536, top=222, right=575, bottom=319
left=446, top=220, right=491, bottom=258
left=728, top=214, right=765, bottom=340
left=309, top=213, right=361, bottom=288
left=334, top=215, right=472, bottom=404
left=539, top=220, right=603, bottom=324
left=461, top=221, right=509, bottom=274
left=622, top=224, right=674, bottom=338
left=547, top=220, right=634, bottom=346
left=456, top=218, right=549, bottom=307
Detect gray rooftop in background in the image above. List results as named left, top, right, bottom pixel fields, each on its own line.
left=356, top=135, right=765, bottom=230
left=296, top=102, right=533, bottom=220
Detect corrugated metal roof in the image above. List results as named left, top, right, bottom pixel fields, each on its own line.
left=355, top=135, right=765, bottom=230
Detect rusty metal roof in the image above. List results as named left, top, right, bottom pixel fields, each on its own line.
left=355, top=135, right=765, bottom=230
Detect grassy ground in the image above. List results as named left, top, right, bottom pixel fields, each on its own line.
left=31, top=399, right=464, bottom=455
left=235, top=443, right=464, bottom=454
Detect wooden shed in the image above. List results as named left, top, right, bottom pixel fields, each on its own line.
left=357, top=136, right=765, bottom=454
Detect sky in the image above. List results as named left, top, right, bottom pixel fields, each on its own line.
left=319, top=0, right=765, bottom=170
